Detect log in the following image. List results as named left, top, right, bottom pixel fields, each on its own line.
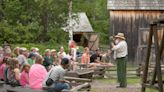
left=76, top=69, right=94, bottom=75
left=65, top=71, right=79, bottom=77
left=66, top=69, right=94, bottom=79
left=96, top=65, right=115, bottom=68
left=64, top=76, right=92, bottom=82
left=70, top=83, right=90, bottom=91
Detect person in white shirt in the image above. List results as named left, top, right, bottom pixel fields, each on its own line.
left=58, top=46, right=66, bottom=58
left=57, top=46, right=66, bottom=64
left=111, top=33, right=128, bottom=88
left=42, top=58, right=70, bottom=92
left=17, top=48, right=28, bottom=71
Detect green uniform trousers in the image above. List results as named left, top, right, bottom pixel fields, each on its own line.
left=116, top=57, right=127, bottom=87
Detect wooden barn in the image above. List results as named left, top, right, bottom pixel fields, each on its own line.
left=107, top=0, right=164, bottom=62
left=63, top=12, right=99, bottom=51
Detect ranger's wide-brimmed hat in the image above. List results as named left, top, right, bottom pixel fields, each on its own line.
left=115, top=33, right=126, bottom=40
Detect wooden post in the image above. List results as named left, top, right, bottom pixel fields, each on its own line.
left=70, top=83, right=90, bottom=91
left=141, top=24, right=154, bottom=92
left=152, top=26, right=164, bottom=85
left=160, top=32, right=164, bottom=58
left=153, top=25, right=163, bottom=92
left=151, top=25, right=157, bottom=85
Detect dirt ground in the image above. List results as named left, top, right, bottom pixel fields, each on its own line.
left=91, top=80, right=141, bottom=92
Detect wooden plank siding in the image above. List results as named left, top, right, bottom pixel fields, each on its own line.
left=109, top=10, right=164, bottom=62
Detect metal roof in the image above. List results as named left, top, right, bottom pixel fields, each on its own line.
left=63, top=12, right=93, bottom=33
left=107, top=0, right=164, bottom=10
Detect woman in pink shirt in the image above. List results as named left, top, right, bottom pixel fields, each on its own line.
left=20, top=64, right=30, bottom=87
left=29, top=55, right=47, bottom=89
left=0, top=58, right=6, bottom=81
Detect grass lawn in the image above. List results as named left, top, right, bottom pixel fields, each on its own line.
left=95, top=77, right=141, bottom=84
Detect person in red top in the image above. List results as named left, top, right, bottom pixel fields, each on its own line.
left=69, top=40, right=77, bottom=61
left=69, top=40, right=76, bottom=49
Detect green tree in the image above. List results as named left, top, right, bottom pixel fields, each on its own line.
left=0, top=0, right=109, bottom=45
left=0, top=0, right=68, bottom=44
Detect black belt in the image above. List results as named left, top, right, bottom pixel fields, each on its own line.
left=117, top=56, right=127, bottom=59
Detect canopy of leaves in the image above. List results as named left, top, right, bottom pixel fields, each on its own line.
left=0, top=0, right=68, bottom=44
left=0, top=0, right=109, bottom=45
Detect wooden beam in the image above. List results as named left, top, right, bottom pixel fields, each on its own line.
left=70, top=83, right=90, bottom=91
left=141, top=24, right=153, bottom=92
left=64, top=76, right=92, bottom=82
left=153, top=28, right=163, bottom=92
left=151, top=25, right=158, bottom=85
left=160, top=31, right=164, bottom=59
left=62, top=83, right=90, bottom=92
left=142, top=83, right=159, bottom=90
left=151, top=26, right=164, bottom=85
left=152, top=30, right=164, bottom=85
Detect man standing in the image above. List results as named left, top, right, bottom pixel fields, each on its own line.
left=111, top=33, right=128, bottom=88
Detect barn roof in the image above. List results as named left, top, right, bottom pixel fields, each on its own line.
left=63, top=12, right=93, bottom=33
left=107, top=0, right=164, bottom=10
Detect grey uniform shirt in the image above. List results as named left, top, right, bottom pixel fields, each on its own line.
left=43, top=65, right=65, bottom=87
left=112, top=40, right=128, bottom=58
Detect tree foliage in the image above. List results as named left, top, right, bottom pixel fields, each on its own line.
left=0, top=0, right=68, bottom=44
left=0, top=0, right=109, bottom=45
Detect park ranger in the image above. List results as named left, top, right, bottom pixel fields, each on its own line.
left=111, top=33, right=128, bottom=88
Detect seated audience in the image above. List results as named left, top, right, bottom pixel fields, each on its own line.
left=102, top=50, right=112, bottom=63
left=43, top=49, right=53, bottom=71
left=43, top=58, right=70, bottom=92
left=58, top=46, right=66, bottom=64
left=50, top=49, right=58, bottom=65
left=29, top=55, right=47, bottom=89
left=13, top=47, right=20, bottom=57
left=0, top=47, right=4, bottom=63
left=90, top=49, right=102, bottom=63
left=17, top=48, right=28, bottom=71
left=81, top=47, right=90, bottom=64
left=20, top=64, right=30, bottom=87
left=27, top=53, right=36, bottom=66
left=90, top=49, right=114, bottom=67
left=0, top=58, right=6, bottom=81
left=7, top=58, right=20, bottom=86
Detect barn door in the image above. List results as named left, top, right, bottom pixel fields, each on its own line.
left=136, top=28, right=164, bottom=64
